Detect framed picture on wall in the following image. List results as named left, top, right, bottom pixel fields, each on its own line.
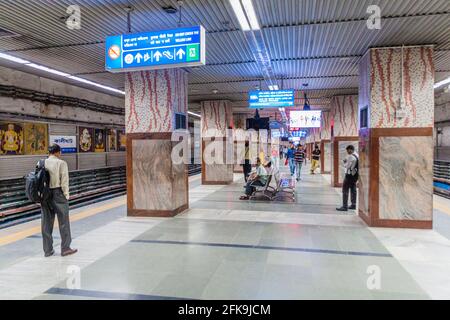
left=79, top=127, right=94, bottom=152
left=108, top=129, right=117, bottom=152
left=24, top=122, right=48, bottom=155
left=0, top=122, right=24, bottom=155
left=117, top=130, right=126, bottom=151
left=94, top=128, right=106, bottom=152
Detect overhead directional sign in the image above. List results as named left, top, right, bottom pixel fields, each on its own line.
left=105, top=25, right=206, bottom=72
left=248, top=90, right=295, bottom=108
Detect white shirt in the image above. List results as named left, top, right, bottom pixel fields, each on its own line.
left=343, top=152, right=359, bottom=175
left=44, top=155, right=70, bottom=200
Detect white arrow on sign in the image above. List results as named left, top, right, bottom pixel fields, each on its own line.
left=154, top=51, right=162, bottom=62
left=144, top=53, right=150, bottom=62
left=135, top=53, right=143, bottom=63
left=176, top=48, right=185, bottom=60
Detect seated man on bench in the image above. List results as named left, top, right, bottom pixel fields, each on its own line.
left=240, top=158, right=270, bottom=200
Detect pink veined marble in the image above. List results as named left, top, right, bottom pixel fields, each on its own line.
left=368, top=47, right=434, bottom=128
left=201, top=100, right=233, bottom=137
left=125, top=69, right=187, bottom=133
left=331, top=95, right=359, bottom=137
left=321, top=111, right=331, bottom=140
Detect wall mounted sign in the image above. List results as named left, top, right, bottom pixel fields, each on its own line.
left=105, top=25, right=206, bottom=72
left=248, top=90, right=295, bottom=108
left=49, top=135, right=77, bottom=153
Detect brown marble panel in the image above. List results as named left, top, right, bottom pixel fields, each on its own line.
left=358, top=129, right=371, bottom=218
left=378, top=136, right=433, bottom=221
left=132, top=140, right=174, bottom=211
left=323, top=141, right=331, bottom=173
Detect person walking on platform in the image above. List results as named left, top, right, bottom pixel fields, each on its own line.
left=242, top=141, right=252, bottom=182
left=310, top=144, right=321, bottom=174
left=294, top=143, right=306, bottom=181
left=286, top=143, right=296, bottom=176
left=336, top=145, right=359, bottom=212
left=41, top=144, right=77, bottom=257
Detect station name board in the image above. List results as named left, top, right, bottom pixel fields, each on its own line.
left=248, top=90, right=295, bottom=108
left=105, top=25, right=206, bottom=72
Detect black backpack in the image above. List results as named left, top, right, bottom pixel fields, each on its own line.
left=25, top=159, right=51, bottom=203
left=351, top=154, right=359, bottom=177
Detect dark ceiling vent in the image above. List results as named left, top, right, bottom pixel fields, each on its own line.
left=162, top=6, right=178, bottom=14
left=0, top=27, right=19, bottom=38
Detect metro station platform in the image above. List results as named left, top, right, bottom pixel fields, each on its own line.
left=1, top=166, right=450, bottom=300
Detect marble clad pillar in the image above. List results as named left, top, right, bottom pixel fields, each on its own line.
left=233, top=113, right=248, bottom=173
left=201, top=100, right=234, bottom=184
left=330, top=95, right=359, bottom=187
left=320, top=111, right=332, bottom=174
left=358, top=46, right=434, bottom=229
left=125, top=69, right=189, bottom=217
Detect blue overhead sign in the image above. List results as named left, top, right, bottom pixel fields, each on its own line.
left=248, top=90, right=295, bottom=108
left=105, top=25, right=206, bottom=72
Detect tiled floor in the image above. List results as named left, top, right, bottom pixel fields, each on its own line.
left=1, top=166, right=450, bottom=299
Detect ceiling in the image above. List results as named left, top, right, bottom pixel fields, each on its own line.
left=0, top=0, right=449, bottom=117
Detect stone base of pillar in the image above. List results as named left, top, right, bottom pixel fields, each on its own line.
left=358, top=128, right=433, bottom=229
left=320, top=139, right=331, bottom=174
left=201, top=138, right=234, bottom=185
left=126, top=133, right=188, bottom=217
left=234, top=164, right=243, bottom=173
left=331, top=136, right=359, bottom=187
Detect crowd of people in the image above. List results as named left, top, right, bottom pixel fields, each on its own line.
left=240, top=141, right=360, bottom=213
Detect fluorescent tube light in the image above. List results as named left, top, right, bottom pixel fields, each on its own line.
left=435, top=77, right=450, bottom=89
left=0, top=52, right=30, bottom=64
left=241, top=0, right=260, bottom=30
left=269, top=85, right=279, bottom=90
left=68, top=76, right=125, bottom=95
left=229, top=0, right=251, bottom=31
left=27, top=63, right=70, bottom=77
left=188, top=111, right=201, bottom=118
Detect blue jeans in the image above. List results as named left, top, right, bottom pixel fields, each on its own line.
left=288, top=158, right=296, bottom=175
left=296, top=162, right=303, bottom=179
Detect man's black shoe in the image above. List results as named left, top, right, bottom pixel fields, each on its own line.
left=45, top=250, right=55, bottom=257
left=349, top=205, right=357, bottom=210
left=336, top=207, right=348, bottom=212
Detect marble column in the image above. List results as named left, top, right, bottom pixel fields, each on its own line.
left=233, top=113, right=248, bottom=173
left=125, top=69, right=189, bottom=217
left=320, top=111, right=332, bottom=174
left=358, top=46, right=434, bottom=229
left=201, top=100, right=234, bottom=184
left=330, top=95, right=359, bottom=187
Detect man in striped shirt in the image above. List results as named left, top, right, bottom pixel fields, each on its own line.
left=294, top=144, right=306, bottom=181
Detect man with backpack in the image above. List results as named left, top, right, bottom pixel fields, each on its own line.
left=40, top=144, right=77, bottom=257
left=336, top=145, right=359, bottom=212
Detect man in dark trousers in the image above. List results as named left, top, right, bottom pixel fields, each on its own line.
left=242, top=141, right=252, bottom=182
left=336, top=145, right=359, bottom=212
left=41, top=144, right=77, bottom=257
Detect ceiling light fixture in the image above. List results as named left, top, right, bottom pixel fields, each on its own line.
left=268, top=85, right=279, bottom=90
left=0, top=52, right=125, bottom=95
left=435, top=77, right=450, bottom=89
left=229, top=0, right=260, bottom=31
left=0, top=52, right=30, bottom=64
left=188, top=111, right=201, bottom=118
left=241, top=0, right=260, bottom=30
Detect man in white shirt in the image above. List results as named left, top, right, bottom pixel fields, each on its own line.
left=336, top=145, right=359, bottom=212
left=41, top=144, right=77, bottom=257
left=240, top=158, right=269, bottom=200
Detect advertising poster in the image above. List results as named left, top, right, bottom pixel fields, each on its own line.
left=24, top=123, right=48, bottom=155
left=94, top=129, right=106, bottom=152
left=79, top=127, right=94, bottom=152
left=108, top=129, right=117, bottom=151
left=289, top=111, right=322, bottom=128
left=117, top=130, right=126, bottom=151
left=49, top=135, right=77, bottom=153
left=0, top=122, right=24, bottom=155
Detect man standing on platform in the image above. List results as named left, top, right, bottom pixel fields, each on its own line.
left=336, top=145, right=359, bottom=212
left=41, top=144, right=78, bottom=257
left=310, top=144, right=321, bottom=174
left=294, top=143, right=306, bottom=181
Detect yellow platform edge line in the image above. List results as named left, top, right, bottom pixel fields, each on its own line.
left=0, top=198, right=126, bottom=247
